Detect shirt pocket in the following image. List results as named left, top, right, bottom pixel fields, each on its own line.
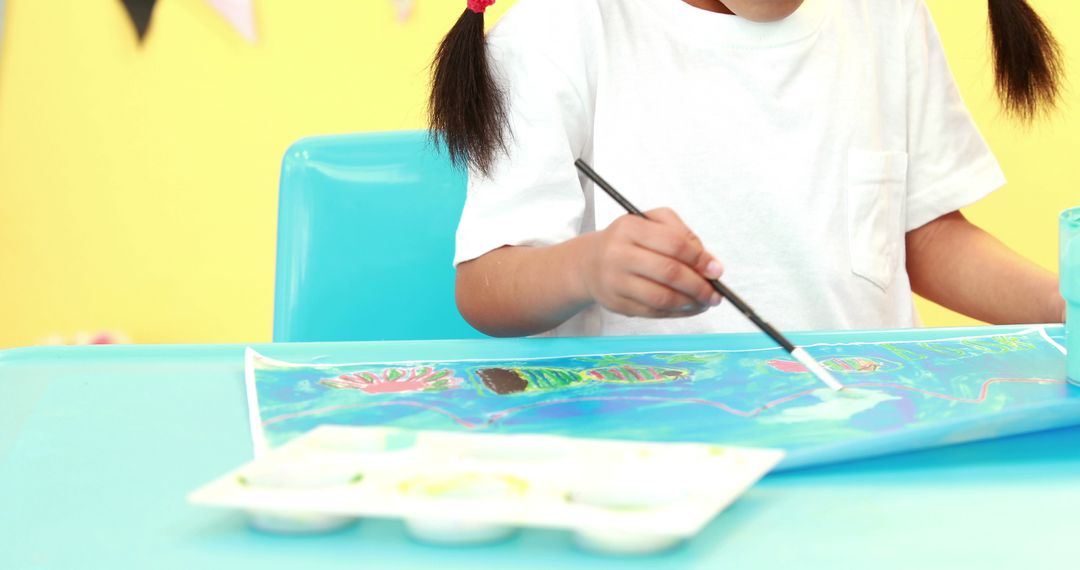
left=846, top=149, right=908, bottom=291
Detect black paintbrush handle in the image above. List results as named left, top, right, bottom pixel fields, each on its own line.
left=706, top=279, right=796, bottom=352
left=574, top=159, right=797, bottom=354
left=574, top=160, right=645, bottom=217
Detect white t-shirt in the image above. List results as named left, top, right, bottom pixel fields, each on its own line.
left=454, top=0, right=1005, bottom=336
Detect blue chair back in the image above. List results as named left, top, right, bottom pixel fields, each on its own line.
left=273, top=131, right=486, bottom=342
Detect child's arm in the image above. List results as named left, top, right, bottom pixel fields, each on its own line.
left=906, top=211, right=1065, bottom=324
left=456, top=208, right=724, bottom=337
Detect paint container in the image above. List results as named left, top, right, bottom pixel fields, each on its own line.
left=1062, top=207, right=1080, bottom=385
left=399, top=472, right=526, bottom=545
left=247, top=510, right=357, bottom=535
left=573, top=529, right=683, bottom=556
left=459, top=434, right=569, bottom=463
left=189, top=426, right=784, bottom=554
left=567, top=475, right=688, bottom=511
left=566, top=465, right=688, bottom=555
left=240, top=462, right=362, bottom=534
left=404, top=519, right=517, bottom=545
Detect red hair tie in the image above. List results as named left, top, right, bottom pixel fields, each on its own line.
left=468, top=0, right=496, bottom=14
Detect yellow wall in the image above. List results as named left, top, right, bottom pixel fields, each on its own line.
left=916, top=1, right=1079, bottom=327
left=0, top=0, right=1075, bottom=348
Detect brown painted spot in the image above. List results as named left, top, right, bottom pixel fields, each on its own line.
left=477, top=368, right=529, bottom=395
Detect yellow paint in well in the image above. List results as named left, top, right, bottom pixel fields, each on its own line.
left=399, top=472, right=529, bottom=499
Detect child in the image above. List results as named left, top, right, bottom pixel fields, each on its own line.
left=431, top=0, right=1066, bottom=338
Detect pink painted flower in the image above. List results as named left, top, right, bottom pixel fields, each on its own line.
left=320, top=367, right=463, bottom=394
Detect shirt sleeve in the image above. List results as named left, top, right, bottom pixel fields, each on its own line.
left=903, top=1, right=1006, bottom=232
left=452, top=13, right=593, bottom=266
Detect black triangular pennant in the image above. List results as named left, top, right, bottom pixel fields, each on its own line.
left=121, top=0, right=158, bottom=42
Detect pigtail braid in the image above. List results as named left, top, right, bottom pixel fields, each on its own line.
left=987, top=0, right=1064, bottom=121
left=429, top=3, right=509, bottom=174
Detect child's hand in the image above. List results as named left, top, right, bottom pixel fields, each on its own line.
left=579, top=208, right=724, bottom=318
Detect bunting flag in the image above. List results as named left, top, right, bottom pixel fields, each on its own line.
left=121, top=0, right=159, bottom=42
left=391, top=0, right=415, bottom=22
left=207, top=0, right=257, bottom=43
left=1, top=0, right=6, bottom=61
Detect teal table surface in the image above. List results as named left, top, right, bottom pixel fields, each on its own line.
left=2, top=326, right=1078, bottom=570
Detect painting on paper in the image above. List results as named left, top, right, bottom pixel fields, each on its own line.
left=246, top=327, right=1079, bottom=469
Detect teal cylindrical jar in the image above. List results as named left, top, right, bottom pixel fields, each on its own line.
left=1062, top=207, right=1080, bottom=385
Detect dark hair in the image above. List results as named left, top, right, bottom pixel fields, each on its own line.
left=429, top=8, right=508, bottom=175
left=988, top=0, right=1065, bottom=121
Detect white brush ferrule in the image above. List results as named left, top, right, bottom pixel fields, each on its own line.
left=790, top=348, right=844, bottom=391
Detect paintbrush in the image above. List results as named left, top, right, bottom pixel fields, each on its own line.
left=574, top=159, right=844, bottom=392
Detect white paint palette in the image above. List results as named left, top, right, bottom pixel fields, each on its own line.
left=188, top=426, right=784, bottom=555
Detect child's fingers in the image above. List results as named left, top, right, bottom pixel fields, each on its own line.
left=621, top=246, right=721, bottom=308
left=587, top=212, right=724, bottom=318
left=614, top=297, right=708, bottom=319
left=613, top=274, right=710, bottom=317
left=635, top=208, right=724, bottom=279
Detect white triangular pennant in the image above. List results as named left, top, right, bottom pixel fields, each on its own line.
left=207, top=0, right=257, bottom=43
left=1, top=0, right=7, bottom=58
left=391, top=0, right=415, bottom=22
